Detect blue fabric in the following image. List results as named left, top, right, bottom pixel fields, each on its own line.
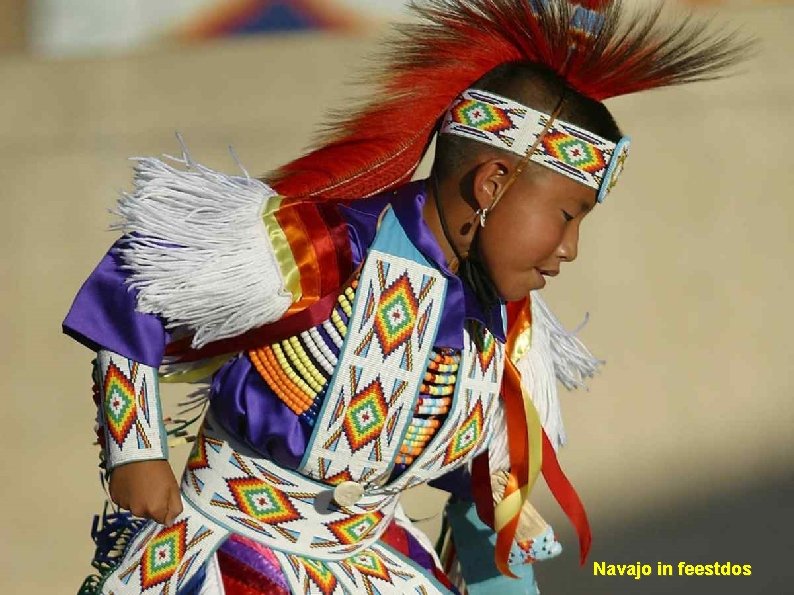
left=176, top=562, right=206, bottom=595
left=445, top=500, right=540, bottom=595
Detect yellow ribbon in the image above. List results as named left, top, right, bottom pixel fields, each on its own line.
left=262, top=195, right=303, bottom=303
left=159, top=354, right=233, bottom=384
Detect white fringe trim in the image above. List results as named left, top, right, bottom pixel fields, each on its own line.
left=483, top=293, right=603, bottom=470
left=113, top=140, right=292, bottom=349
left=532, top=292, right=603, bottom=391
left=515, top=291, right=604, bottom=451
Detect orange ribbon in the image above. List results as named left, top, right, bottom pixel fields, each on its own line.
left=473, top=297, right=591, bottom=576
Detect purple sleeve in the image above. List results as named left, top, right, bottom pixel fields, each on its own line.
left=62, top=241, right=170, bottom=367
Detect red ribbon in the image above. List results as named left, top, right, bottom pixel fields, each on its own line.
left=541, top=430, right=592, bottom=565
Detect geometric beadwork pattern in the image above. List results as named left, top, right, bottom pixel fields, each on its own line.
left=442, top=88, right=629, bottom=201
left=299, top=211, right=447, bottom=487
left=301, top=558, right=338, bottom=594
left=388, top=322, right=505, bottom=493
left=227, top=478, right=302, bottom=525
left=181, top=417, right=400, bottom=560
left=476, top=329, right=497, bottom=375
left=140, top=521, right=188, bottom=589
left=327, top=512, right=384, bottom=546
left=374, top=273, right=420, bottom=357
left=533, top=118, right=623, bottom=198
left=449, top=97, right=523, bottom=148
left=274, top=543, right=449, bottom=594
left=103, top=361, right=137, bottom=447
left=451, top=99, right=516, bottom=136
left=542, top=131, right=607, bottom=174
left=96, top=350, right=167, bottom=472
left=187, top=429, right=210, bottom=471
left=101, top=498, right=228, bottom=595
left=343, top=380, right=389, bottom=452
left=348, top=550, right=391, bottom=581
left=103, top=490, right=447, bottom=594
left=442, top=400, right=485, bottom=467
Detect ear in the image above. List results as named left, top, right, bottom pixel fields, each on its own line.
left=471, top=158, right=512, bottom=211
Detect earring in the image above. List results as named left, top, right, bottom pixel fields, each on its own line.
left=477, top=207, right=489, bottom=228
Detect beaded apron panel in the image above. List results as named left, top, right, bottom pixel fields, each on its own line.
left=299, top=208, right=447, bottom=486
left=182, top=415, right=399, bottom=561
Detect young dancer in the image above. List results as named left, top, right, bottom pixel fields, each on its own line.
left=65, top=1, right=749, bottom=593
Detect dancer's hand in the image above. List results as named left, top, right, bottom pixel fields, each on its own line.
left=109, top=459, right=183, bottom=525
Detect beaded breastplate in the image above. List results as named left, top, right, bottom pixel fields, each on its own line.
left=249, top=207, right=505, bottom=491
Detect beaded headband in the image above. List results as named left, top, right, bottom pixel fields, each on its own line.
left=440, top=89, right=631, bottom=203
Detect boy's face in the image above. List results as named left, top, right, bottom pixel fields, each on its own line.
left=475, top=163, right=598, bottom=301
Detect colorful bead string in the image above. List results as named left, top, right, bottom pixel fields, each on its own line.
left=250, top=280, right=358, bottom=425
left=395, top=349, right=460, bottom=465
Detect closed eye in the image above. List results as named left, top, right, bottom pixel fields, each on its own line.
left=562, top=210, right=574, bottom=222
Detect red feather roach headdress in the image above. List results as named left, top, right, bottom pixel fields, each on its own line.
left=269, top=0, right=751, bottom=201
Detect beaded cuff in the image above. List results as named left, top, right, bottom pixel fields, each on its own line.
left=95, top=350, right=168, bottom=472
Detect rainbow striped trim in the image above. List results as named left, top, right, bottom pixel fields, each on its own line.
left=441, top=89, right=631, bottom=203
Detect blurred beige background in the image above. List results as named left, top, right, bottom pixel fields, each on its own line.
left=1, top=3, right=793, bottom=595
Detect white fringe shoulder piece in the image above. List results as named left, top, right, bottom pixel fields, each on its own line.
left=487, top=292, right=603, bottom=470
left=113, top=143, right=293, bottom=349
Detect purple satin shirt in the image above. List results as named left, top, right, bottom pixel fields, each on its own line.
left=63, top=180, right=504, bottom=496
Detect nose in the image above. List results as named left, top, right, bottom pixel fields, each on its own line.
left=557, top=221, right=580, bottom=263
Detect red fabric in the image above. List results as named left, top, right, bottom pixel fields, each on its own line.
left=164, top=290, right=341, bottom=363
left=378, top=521, right=457, bottom=593
left=433, top=565, right=457, bottom=592
left=541, top=430, right=592, bottom=565
left=274, top=202, right=323, bottom=307
left=488, top=358, right=533, bottom=577
left=572, top=0, right=610, bottom=9
left=471, top=452, right=495, bottom=529
left=506, top=297, right=531, bottom=333
left=217, top=550, right=290, bottom=595
left=379, top=522, right=411, bottom=556
left=311, top=202, right=354, bottom=296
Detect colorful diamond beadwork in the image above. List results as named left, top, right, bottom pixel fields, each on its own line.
left=140, top=521, right=188, bottom=589
left=374, top=273, right=419, bottom=356
left=327, top=512, right=383, bottom=545
left=442, top=88, right=630, bottom=200
left=103, top=361, right=137, bottom=447
left=451, top=99, right=515, bottom=134
left=227, top=478, right=302, bottom=525
left=443, top=401, right=485, bottom=466
left=302, top=558, right=338, bottom=594
left=542, top=131, right=607, bottom=173
left=349, top=551, right=392, bottom=581
left=343, top=380, right=389, bottom=451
